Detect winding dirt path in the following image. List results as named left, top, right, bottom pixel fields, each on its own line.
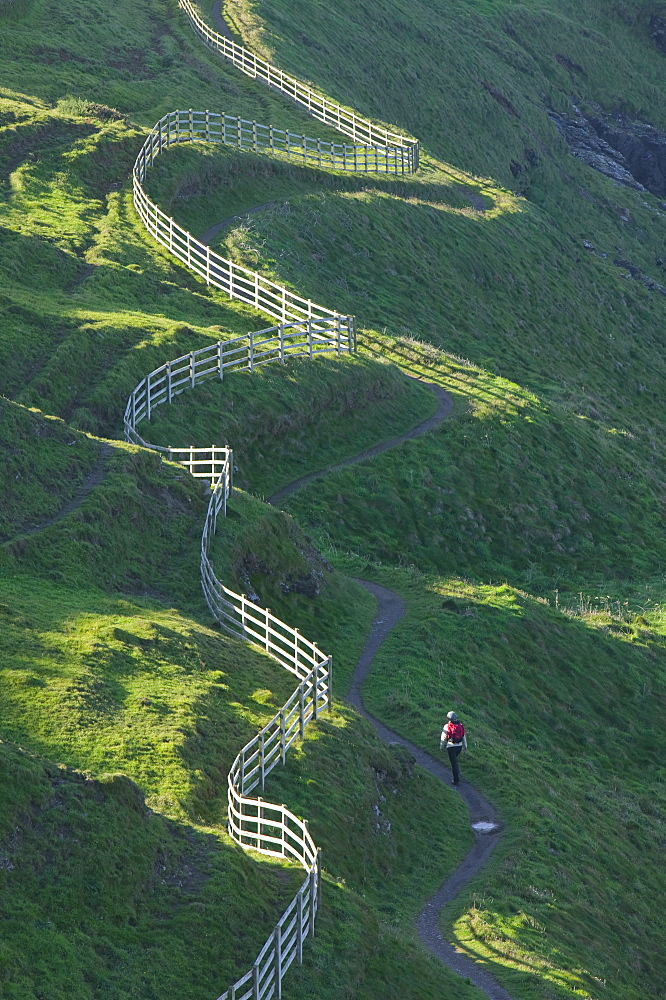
left=349, top=581, right=513, bottom=1000
left=269, top=379, right=453, bottom=505
left=199, top=201, right=277, bottom=247
left=2, top=443, right=112, bottom=544
left=267, top=380, right=514, bottom=999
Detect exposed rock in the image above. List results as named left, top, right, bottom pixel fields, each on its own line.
left=549, top=102, right=666, bottom=196
left=588, top=116, right=666, bottom=195
left=579, top=240, right=666, bottom=295
left=614, top=258, right=641, bottom=277
left=549, top=107, right=644, bottom=190
left=650, top=14, right=666, bottom=53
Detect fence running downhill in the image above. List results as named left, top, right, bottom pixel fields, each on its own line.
left=125, top=5, right=420, bottom=998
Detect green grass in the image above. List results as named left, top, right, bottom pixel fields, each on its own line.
left=145, top=350, right=437, bottom=495
left=328, top=557, right=666, bottom=1000
left=279, top=334, right=666, bottom=602
left=1, top=0, right=666, bottom=997
left=0, top=569, right=481, bottom=1000
left=0, top=397, right=479, bottom=998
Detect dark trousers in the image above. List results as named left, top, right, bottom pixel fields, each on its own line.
left=447, top=746, right=462, bottom=783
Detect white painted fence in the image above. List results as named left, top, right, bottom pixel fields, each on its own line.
left=124, top=331, right=334, bottom=1000
left=124, top=5, right=421, bottom=998
left=178, top=0, right=419, bottom=173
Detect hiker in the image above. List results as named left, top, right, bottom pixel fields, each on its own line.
left=440, top=711, right=467, bottom=786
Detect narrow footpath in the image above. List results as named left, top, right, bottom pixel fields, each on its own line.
left=269, top=380, right=453, bottom=505
left=268, top=380, right=515, bottom=1000
left=2, top=443, right=112, bottom=545
left=349, top=580, right=512, bottom=1000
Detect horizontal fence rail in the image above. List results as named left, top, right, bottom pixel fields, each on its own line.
left=178, top=0, right=419, bottom=172
left=125, top=333, right=332, bottom=1000
left=125, top=7, right=421, bottom=1000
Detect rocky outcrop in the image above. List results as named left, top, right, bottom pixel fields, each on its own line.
left=549, top=103, right=666, bottom=196
left=581, top=241, right=666, bottom=297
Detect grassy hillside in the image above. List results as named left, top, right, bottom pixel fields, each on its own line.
left=0, top=401, right=479, bottom=999
left=330, top=558, right=666, bottom=999
left=1, top=0, right=665, bottom=998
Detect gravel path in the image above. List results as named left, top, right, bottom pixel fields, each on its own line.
left=267, top=379, right=515, bottom=999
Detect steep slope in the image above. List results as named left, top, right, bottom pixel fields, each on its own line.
left=1, top=0, right=665, bottom=999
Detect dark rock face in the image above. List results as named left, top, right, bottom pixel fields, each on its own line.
left=589, top=116, right=666, bottom=195
left=549, top=103, right=666, bottom=196
left=650, top=15, right=666, bottom=53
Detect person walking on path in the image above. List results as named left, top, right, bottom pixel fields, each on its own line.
left=440, top=711, right=467, bottom=785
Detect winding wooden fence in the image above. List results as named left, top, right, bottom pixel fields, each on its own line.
left=125, top=4, right=420, bottom=998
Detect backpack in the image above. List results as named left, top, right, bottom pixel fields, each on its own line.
left=448, top=721, right=465, bottom=742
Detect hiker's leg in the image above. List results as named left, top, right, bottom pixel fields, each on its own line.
left=447, top=747, right=460, bottom=783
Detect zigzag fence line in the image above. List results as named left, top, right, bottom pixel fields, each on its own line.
left=178, top=0, right=419, bottom=172
left=125, top=5, right=420, bottom=998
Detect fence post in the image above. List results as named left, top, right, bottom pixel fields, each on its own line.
left=307, top=320, right=313, bottom=359
left=252, top=120, right=258, bottom=151
left=237, top=116, right=242, bottom=148
left=279, top=323, right=285, bottom=362
left=205, top=108, right=210, bottom=142
left=252, top=962, right=259, bottom=1000
left=279, top=708, right=286, bottom=764
left=189, top=108, right=194, bottom=139
left=265, top=608, right=271, bottom=652
left=312, top=654, right=319, bottom=722
left=218, top=341, right=224, bottom=380
left=260, top=731, right=265, bottom=789
left=274, top=923, right=282, bottom=1000
left=336, top=315, right=342, bottom=356
left=299, top=682, right=305, bottom=742
left=240, top=746, right=246, bottom=794
left=248, top=332, right=254, bottom=371
left=206, top=244, right=211, bottom=285
left=167, top=363, right=172, bottom=403
left=327, top=657, right=333, bottom=710
left=190, top=351, right=196, bottom=388
left=146, top=372, right=152, bottom=421
left=240, top=593, right=246, bottom=636
left=297, top=891, right=304, bottom=964
left=308, top=864, right=317, bottom=936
